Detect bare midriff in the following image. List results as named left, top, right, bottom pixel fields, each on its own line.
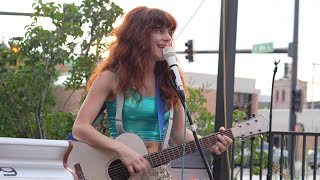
left=144, top=140, right=162, bottom=153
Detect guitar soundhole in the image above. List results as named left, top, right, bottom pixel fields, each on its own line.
left=107, top=159, right=130, bottom=180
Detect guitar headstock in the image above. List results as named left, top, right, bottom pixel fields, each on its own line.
left=230, top=114, right=268, bottom=139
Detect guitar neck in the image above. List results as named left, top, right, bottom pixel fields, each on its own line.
left=144, top=129, right=234, bottom=167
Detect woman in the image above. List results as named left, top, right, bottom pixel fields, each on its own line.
left=72, top=6, right=233, bottom=179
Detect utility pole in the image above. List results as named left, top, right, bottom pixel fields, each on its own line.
left=213, top=0, right=238, bottom=179
left=287, top=0, right=300, bottom=179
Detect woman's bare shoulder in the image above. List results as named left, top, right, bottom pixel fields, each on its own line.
left=99, top=70, right=117, bottom=81
left=91, top=70, right=117, bottom=91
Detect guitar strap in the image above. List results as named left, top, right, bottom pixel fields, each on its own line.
left=114, top=72, right=126, bottom=134
left=155, top=78, right=165, bottom=140
left=155, top=78, right=173, bottom=149
left=162, top=109, right=173, bottom=149
left=115, top=93, right=126, bottom=134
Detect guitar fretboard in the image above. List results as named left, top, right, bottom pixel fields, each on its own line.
left=144, top=129, right=234, bottom=167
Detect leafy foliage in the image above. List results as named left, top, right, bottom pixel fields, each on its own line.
left=186, top=87, right=215, bottom=136
left=0, top=0, right=123, bottom=139
left=44, top=112, right=76, bottom=140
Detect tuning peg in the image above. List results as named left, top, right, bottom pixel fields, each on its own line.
left=235, top=118, right=239, bottom=127
left=243, top=115, right=250, bottom=121
left=250, top=136, right=255, bottom=140
left=260, top=134, right=264, bottom=139
left=241, top=137, right=246, bottom=143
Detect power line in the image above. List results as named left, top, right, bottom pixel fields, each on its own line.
left=174, top=0, right=206, bottom=40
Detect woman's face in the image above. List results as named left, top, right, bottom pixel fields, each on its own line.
left=149, top=27, right=172, bottom=62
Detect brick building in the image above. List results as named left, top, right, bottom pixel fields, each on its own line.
left=273, top=63, right=308, bottom=109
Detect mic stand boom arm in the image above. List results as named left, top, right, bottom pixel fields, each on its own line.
left=169, top=75, right=214, bottom=180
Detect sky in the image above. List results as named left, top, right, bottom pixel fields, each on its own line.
left=1, top=0, right=320, bottom=101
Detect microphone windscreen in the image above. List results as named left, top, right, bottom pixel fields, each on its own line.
left=163, top=47, right=176, bottom=59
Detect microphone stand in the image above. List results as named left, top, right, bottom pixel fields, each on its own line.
left=169, top=73, right=214, bottom=180
left=267, top=60, right=280, bottom=180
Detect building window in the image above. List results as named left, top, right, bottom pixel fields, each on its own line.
left=282, top=89, right=286, bottom=101
left=276, top=90, right=279, bottom=102
left=233, top=93, right=252, bottom=118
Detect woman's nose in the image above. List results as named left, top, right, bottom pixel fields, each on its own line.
left=163, top=32, right=172, bottom=42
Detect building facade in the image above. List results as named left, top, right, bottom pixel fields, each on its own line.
left=184, top=72, right=260, bottom=116
left=272, top=63, right=308, bottom=109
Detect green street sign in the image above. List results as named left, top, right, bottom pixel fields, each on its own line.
left=252, top=42, right=274, bottom=53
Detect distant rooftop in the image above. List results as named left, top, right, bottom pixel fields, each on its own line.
left=184, top=72, right=260, bottom=94
left=0, top=41, right=8, bottom=49
left=259, top=94, right=271, bottom=102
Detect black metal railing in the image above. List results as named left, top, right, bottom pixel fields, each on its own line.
left=230, top=131, right=320, bottom=180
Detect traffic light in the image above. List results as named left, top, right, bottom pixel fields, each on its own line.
left=293, top=89, right=302, bottom=112
left=185, top=40, right=193, bottom=62
left=11, top=46, right=19, bottom=53
left=9, top=45, right=19, bottom=66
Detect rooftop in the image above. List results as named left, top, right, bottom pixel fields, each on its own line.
left=184, top=72, right=260, bottom=94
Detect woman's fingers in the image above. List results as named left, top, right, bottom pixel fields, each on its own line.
left=127, top=165, right=135, bottom=175
left=217, top=134, right=233, bottom=147
left=126, top=156, right=150, bottom=175
left=209, top=127, right=233, bottom=155
left=211, top=145, right=221, bottom=155
left=218, top=126, right=233, bottom=146
left=138, top=157, right=150, bottom=174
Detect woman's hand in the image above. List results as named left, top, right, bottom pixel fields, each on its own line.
left=210, top=127, right=233, bottom=155
left=115, top=143, right=151, bottom=176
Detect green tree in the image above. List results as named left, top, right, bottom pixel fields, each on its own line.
left=186, top=87, right=215, bottom=136
left=0, top=0, right=123, bottom=139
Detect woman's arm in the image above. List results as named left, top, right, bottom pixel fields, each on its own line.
left=72, top=70, right=150, bottom=175
left=170, top=102, right=195, bottom=144
left=170, top=102, right=233, bottom=155
left=72, top=70, right=119, bottom=151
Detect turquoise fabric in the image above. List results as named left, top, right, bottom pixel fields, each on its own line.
left=105, top=95, right=170, bottom=142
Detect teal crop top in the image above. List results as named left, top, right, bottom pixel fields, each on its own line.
left=105, top=94, right=170, bottom=142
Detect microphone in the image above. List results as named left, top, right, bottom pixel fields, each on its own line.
left=163, top=47, right=185, bottom=100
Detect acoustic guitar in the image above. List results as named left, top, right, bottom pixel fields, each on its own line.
left=65, top=114, right=268, bottom=180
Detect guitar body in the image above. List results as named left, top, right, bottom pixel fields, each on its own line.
left=65, top=115, right=268, bottom=180
left=66, top=133, right=148, bottom=180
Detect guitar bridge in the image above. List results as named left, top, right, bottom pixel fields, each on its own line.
left=74, top=163, right=85, bottom=180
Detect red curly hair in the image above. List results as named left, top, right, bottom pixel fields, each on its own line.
left=86, top=6, right=188, bottom=108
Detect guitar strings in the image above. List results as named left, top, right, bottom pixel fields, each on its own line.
left=77, top=131, right=234, bottom=179
left=105, top=131, right=234, bottom=177
left=72, top=131, right=235, bottom=179
left=107, top=131, right=233, bottom=173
